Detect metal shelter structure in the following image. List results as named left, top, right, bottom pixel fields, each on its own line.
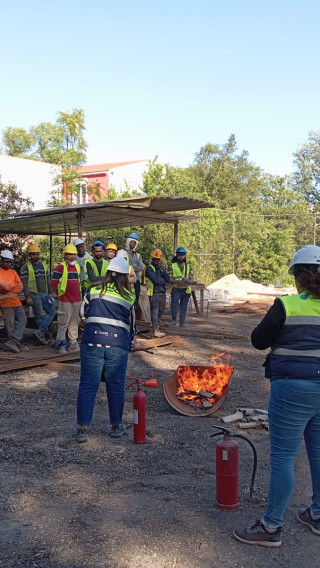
left=0, top=195, right=214, bottom=250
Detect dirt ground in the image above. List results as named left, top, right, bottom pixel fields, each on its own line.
left=0, top=303, right=319, bottom=568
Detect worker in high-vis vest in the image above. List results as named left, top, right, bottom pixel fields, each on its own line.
left=0, top=250, right=27, bottom=353
left=73, top=237, right=92, bottom=294
left=20, top=243, right=56, bottom=345
left=116, top=249, right=137, bottom=295
left=51, top=243, right=81, bottom=354
left=76, top=256, right=137, bottom=443
left=125, top=232, right=145, bottom=302
left=105, top=242, right=118, bottom=264
left=166, top=246, right=194, bottom=328
left=84, top=240, right=109, bottom=287
left=145, top=248, right=170, bottom=338
left=234, top=245, right=320, bottom=548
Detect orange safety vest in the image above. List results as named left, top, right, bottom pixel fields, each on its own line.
left=0, top=268, right=23, bottom=307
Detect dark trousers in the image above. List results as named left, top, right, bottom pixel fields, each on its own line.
left=149, top=292, right=166, bottom=329
left=171, top=288, right=190, bottom=326
left=134, top=280, right=141, bottom=302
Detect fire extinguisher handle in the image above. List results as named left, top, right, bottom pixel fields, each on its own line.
left=210, top=424, right=231, bottom=436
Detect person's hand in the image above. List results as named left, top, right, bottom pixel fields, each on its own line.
left=25, top=296, right=33, bottom=306
left=49, top=293, right=58, bottom=299
left=131, top=339, right=142, bottom=351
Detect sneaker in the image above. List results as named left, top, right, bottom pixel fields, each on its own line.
left=76, top=428, right=88, bottom=443
left=34, top=329, right=48, bottom=345
left=19, top=344, right=30, bottom=352
left=297, top=508, right=320, bottom=535
left=58, top=346, right=68, bottom=355
left=233, top=520, right=282, bottom=547
left=69, top=342, right=80, bottom=353
left=4, top=340, right=20, bottom=353
left=179, top=324, right=186, bottom=328
left=154, top=329, right=166, bottom=338
left=165, top=321, right=176, bottom=327
left=108, top=423, right=127, bottom=438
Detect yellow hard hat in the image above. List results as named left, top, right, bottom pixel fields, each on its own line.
left=106, top=243, right=118, bottom=251
left=64, top=243, right=77, bottom=254
left=28, top=244, right=41, bottom=253
left=151, top=248, right=163, bottom=258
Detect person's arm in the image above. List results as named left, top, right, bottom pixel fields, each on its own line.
left=86, top=262, right=101, bottom=283
left=137, top=255, right=144, bottom=273
left=51, top=265, right=63, bottom=295
left=161, top=268, right=171, bottom=284
left=251, top=298, right=286, bottom=350
left=20, top=264, right=32, bottom=304
left=145, top=266, right=166, bottom=285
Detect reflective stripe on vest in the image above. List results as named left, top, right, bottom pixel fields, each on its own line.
left=172, top=262, right=191, bottom=293
left=146, top=264, right=155, bottom=296
left=84, top=258, right=108, bottom=286
left=270, top=293, right=320, bottom=358
left=27, top=261, right=48, bottom=294
left=86, top=316, right=130, bottom=332
left=58, top=262, right=81, bottom=297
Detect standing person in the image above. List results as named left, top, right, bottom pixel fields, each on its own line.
left=85, top=241, right=108, bottom=287
left=51, top=243, right=81, bottom=354
left=0, top=250, right=27, bottom=353
left=125, top=232, right=144, bottom=302
left=73, top=237, right=92, bottom=295
left=146, top=248, right=170, bottom=338
left=20, top=243, right=56, bottom=345
left=166, top=247, right=194, bottom=328
left=76, top=256, right=136, bottom=443
left=116, top=249, right=137, bottom=292
left=234, top=245, right=320, bottom=548
left=105, top=243, right=118, bottom=264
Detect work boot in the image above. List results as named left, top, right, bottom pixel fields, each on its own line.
left=165, top=321, right=176, bottom=327
left=154, top=328, right=165, bottom=338
left=108, top=424, right=127, bottom=438
left=34, top=329, right=48, bottom=345
left=4, top=339, right=20, bottom=353
left=76, top=427, right=88, bottom=443
left=69, top=342, right=80, bottom=353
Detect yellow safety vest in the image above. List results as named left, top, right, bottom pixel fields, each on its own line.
left=26, top=261, right=49, bottom=294
left=172, top=262, right=191, bottom=294
left=58, top=262, right=81, bottom=297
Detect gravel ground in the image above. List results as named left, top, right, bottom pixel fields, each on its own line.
left=0, top=307, right=319, bottom=568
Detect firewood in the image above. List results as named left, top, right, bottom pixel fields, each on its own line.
left=222, top=410, right=244, bottom=423
left=199, top=390, right=216, bottom=398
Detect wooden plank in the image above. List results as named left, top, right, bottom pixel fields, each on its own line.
left=138, top=336, right=186, bottom=349
left=164, top=327, right=248, bottom=341
left=0, top=352, right=80, bottom=374
left=46, top=362, right=81, bottom=371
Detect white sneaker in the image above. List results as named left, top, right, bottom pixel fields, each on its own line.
left=154, top=329, right=165, bottom=338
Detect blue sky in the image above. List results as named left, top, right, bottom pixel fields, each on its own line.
left=1, top=0, right=319, bottom=175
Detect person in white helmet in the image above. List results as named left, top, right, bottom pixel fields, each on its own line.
left=73, top=237, right=92, bottom=294
left=0, top=250, right=27, bottom=353
left=76, top=256, right=136, bottom=443
left=234, top=245, right=320, bottom=548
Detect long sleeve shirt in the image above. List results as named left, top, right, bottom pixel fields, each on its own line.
left=251, top=299, right=285, bottom=350
left=51, top=264, right=81, bottom=303
left=0, top=268, right=23, bottom=307
left=145, top=264, right=170, bottom=294
left=20, top=261, right=53, bottom=296
left=127, top=250, right=144, bottom=278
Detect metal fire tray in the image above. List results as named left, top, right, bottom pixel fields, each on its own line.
left=163, top=365, right=230, bottom=417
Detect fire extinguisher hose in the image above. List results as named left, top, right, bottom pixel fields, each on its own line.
left=211, top=427, right=258, bottom=498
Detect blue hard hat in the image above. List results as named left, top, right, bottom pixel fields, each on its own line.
left=128, top=233, right=139, bottom=240
left=176, top=246, right=186, bottom=254
left=92, top=240, right=105, bottom=249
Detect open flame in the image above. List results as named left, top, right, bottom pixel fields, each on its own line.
left=176, top=353, right=233, bottom=408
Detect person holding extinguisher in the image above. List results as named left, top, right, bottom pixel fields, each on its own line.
left=234, top=245, right=320, bottom=548
left=76, top=256, right=136, bottom=443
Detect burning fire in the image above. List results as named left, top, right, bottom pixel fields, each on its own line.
left=176, top=353, right=233, bottom=408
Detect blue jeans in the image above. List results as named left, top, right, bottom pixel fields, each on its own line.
left=31, top=292, right=56, bottom=332
left=263, top=379, right=320, bottom=527
left=171, top=288, right=190, bottom=326
left=77, top=344, right=129, bottom=427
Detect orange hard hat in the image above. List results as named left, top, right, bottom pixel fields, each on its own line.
left=151, top=248, right=163, bottom=259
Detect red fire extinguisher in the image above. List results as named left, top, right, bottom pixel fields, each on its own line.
left=127, top=377, right=158, bottom=444
left=211, top=425, right=257, bottom=510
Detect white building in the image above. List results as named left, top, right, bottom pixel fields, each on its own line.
left=0, top=155, right=60, bottom=210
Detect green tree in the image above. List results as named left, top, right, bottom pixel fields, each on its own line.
left=0, top=177, right=34, bottom=269
left=292, top=130, right=320, bottom=205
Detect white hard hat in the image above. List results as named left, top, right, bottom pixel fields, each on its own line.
left=116, top=249, right=129, bottom=261
left=107, top=256, right=129, bottom=274
left=1, top=250, right=14, bottom=261
left=289, top=245, right=320, bottom=274
left=73, top=238, right=85, bottom=246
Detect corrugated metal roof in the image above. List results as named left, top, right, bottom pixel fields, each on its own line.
left=0, top=195, right=213, bottom=236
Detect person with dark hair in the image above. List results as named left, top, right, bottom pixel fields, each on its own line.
left=166, top=246, right=194, bottom=328
left=84, top=240, right=109, bottom=287
left=76, top=256, right=136, bottom=443
left=234, top=245, right=320, bottom=548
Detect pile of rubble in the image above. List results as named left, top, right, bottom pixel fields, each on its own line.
left=221, top=408, right=269, bottom=430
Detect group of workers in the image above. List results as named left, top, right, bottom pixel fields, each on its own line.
left=0, top=232, right=195, bottom=354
